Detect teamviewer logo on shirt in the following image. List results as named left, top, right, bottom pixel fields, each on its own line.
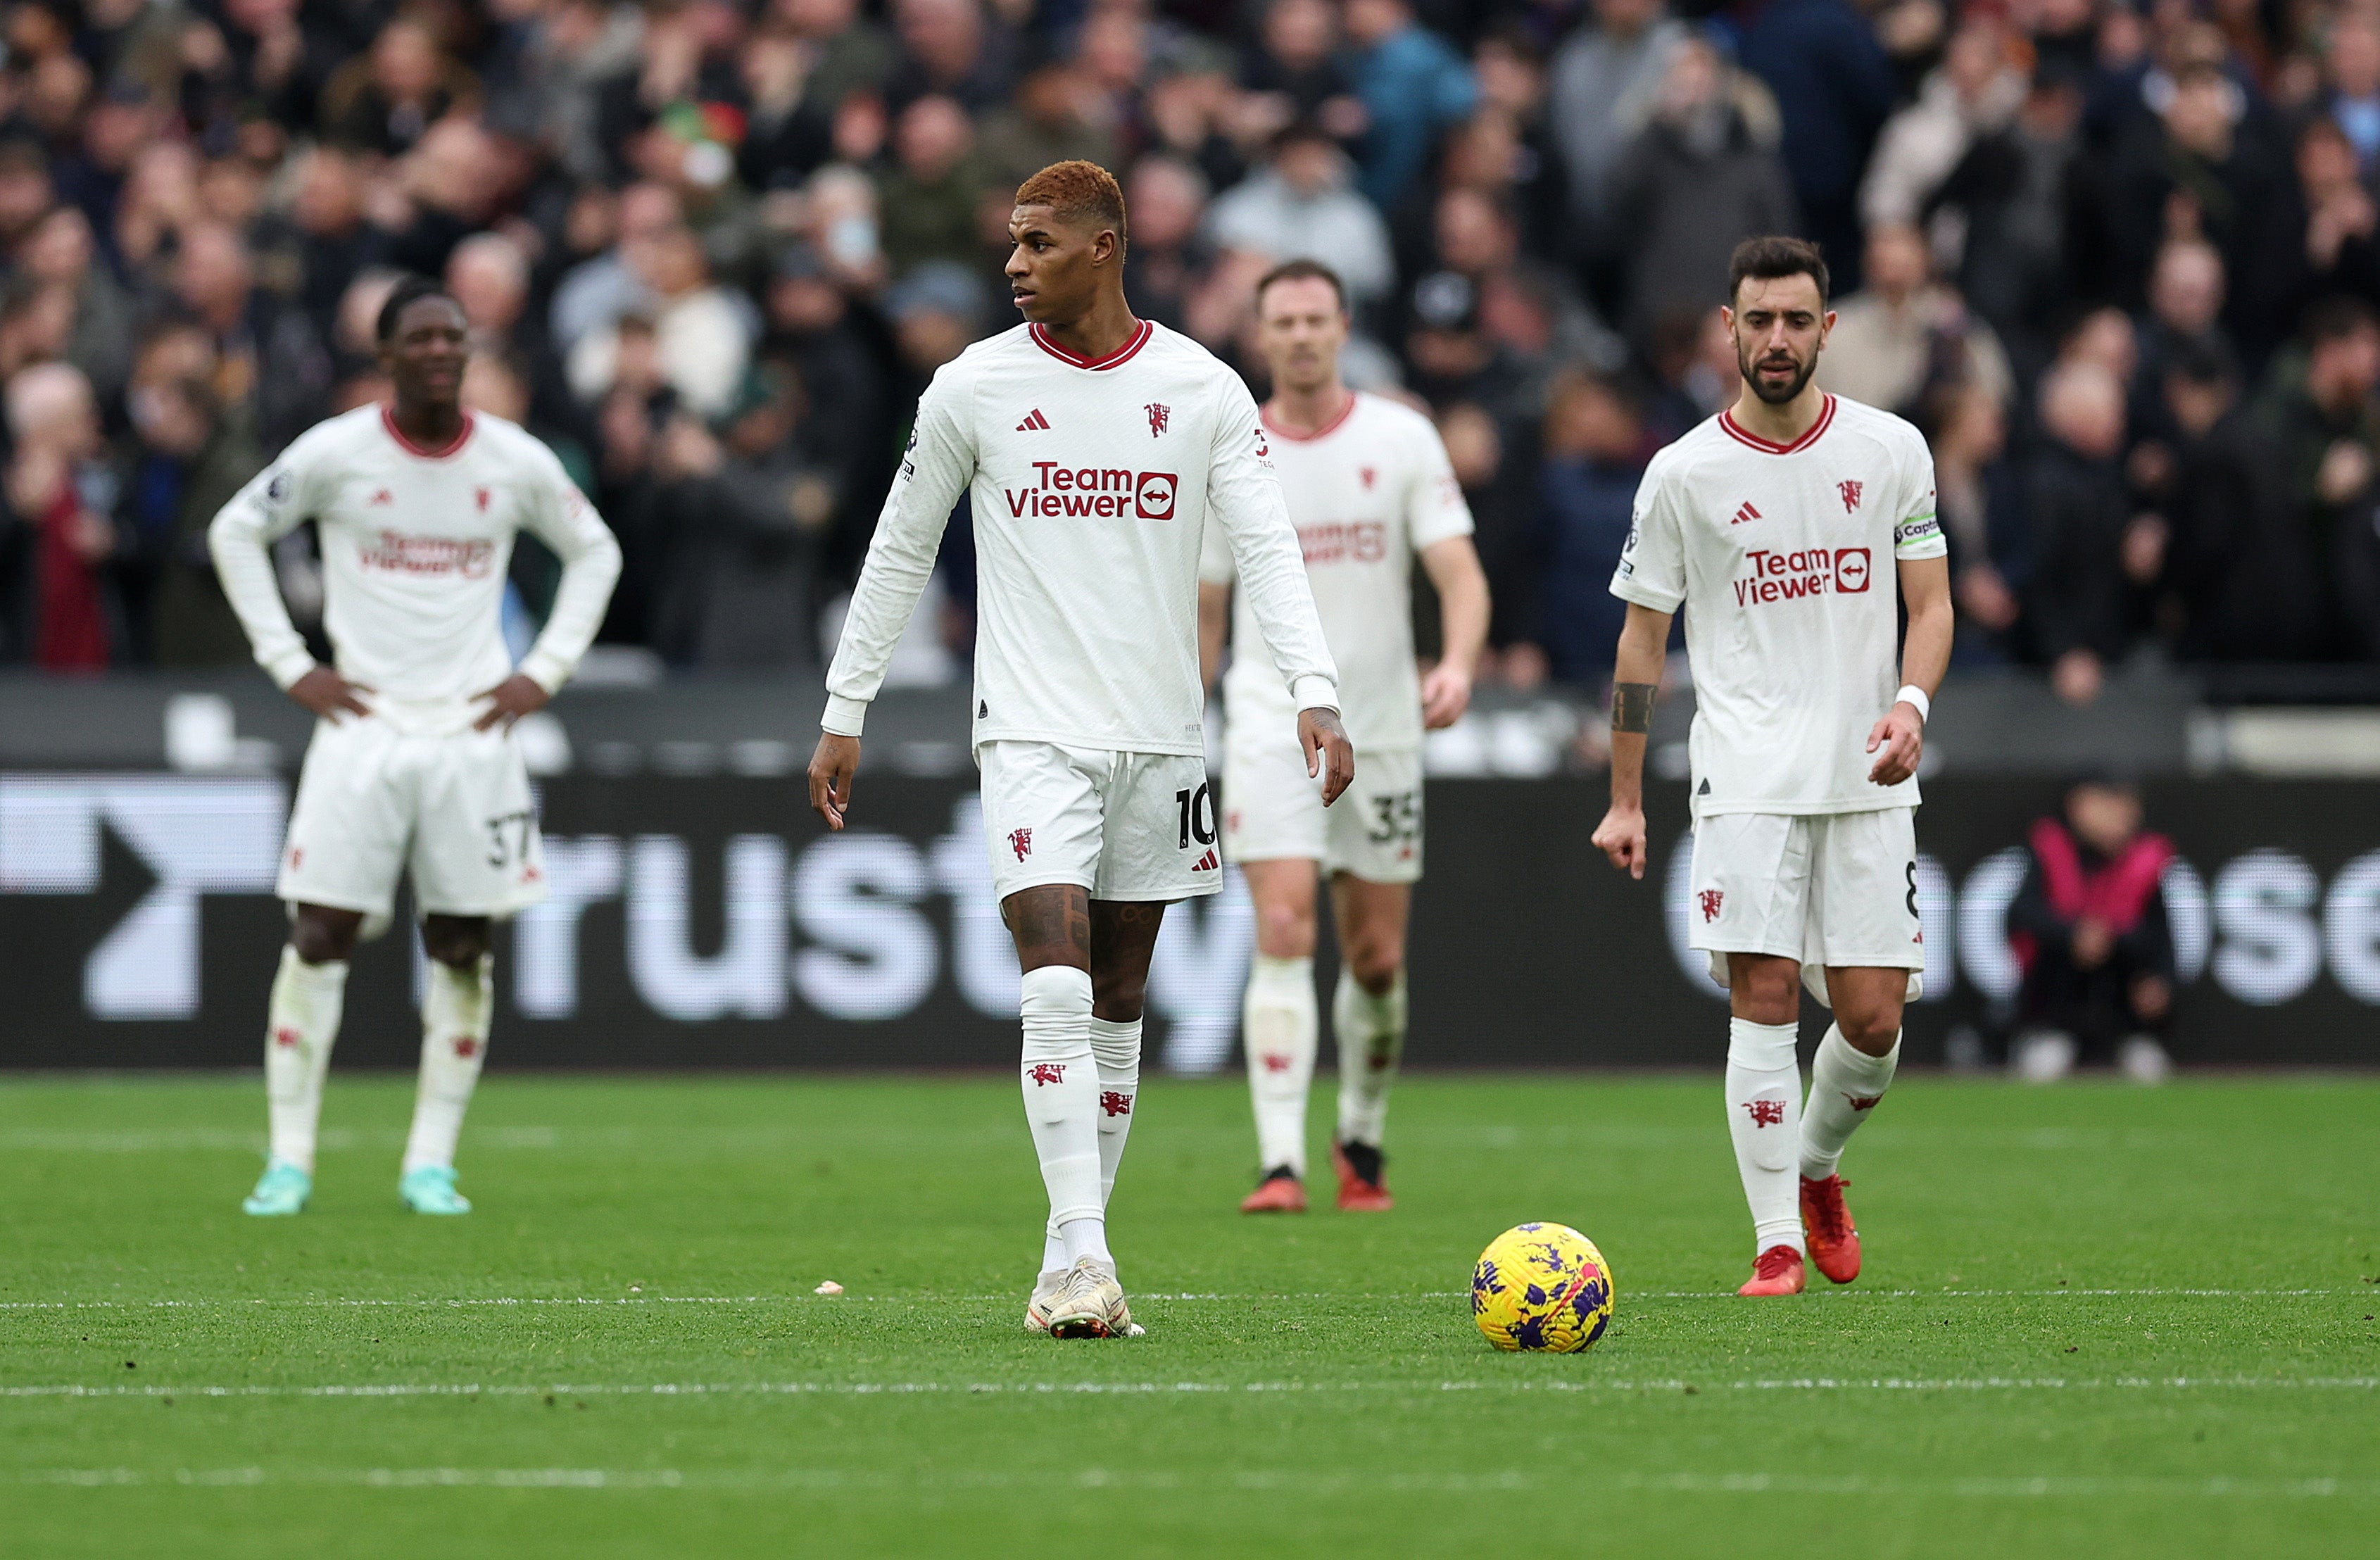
left=1134, top=472, right=1177, bottom=520
left=1730, top=546, right=1871, bottom=605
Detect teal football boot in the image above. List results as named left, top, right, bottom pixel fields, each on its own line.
left=241, top=1158, right=311, bottom=1216
left=398, top=1164, right=472, bottom=1214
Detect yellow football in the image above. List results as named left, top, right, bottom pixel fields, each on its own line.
left=1471, top=1223, right=1615, bottom=1352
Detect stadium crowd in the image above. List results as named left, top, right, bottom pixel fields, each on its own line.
left=0, top=0, right=2376, bottom=698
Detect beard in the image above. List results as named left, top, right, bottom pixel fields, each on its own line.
left=1738, top=344, right=1817, bottom=405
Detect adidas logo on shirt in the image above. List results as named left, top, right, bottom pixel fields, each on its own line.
left=1015, top=408, right=1051, bottom=432
left=1190, top=848, right=1219, bottom=872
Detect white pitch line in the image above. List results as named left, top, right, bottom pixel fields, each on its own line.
left=0, top=1286, right=2362, bottom=1311
left=12, top=1466, right=2377, bottom=1499
left=6, top=1376, right=2373, bottom=1401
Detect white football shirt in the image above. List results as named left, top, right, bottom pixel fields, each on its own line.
left=210, top=405, right=622, bottom=734
left=1200, top=391, right=1473, bottom=752
left=1611, top=393, right=1945, bottom=817
left=824, top=320, right=1338, bottom=754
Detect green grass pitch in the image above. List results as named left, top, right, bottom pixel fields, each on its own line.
left=3, top=1072, right=2375, bottom=1558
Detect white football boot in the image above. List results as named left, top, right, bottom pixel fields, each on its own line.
left=1043, top=1256, right=1139, bottom=1339
left=1024, top=1269, right=1066, bottom=1334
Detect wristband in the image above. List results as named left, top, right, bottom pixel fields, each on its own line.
left=1894, top=684, right=1931, bottom=724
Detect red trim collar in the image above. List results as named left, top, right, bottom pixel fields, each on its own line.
left=1719, top=393, right=1836, bottom=455
left=380, top=405, right=476, bottom=460
left=1261, top=390, right=1359, bottom=443
left=1029, top=319, right=1153, bottom=371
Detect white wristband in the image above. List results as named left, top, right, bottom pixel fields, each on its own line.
left=1895, top=685, right=1931, bottom=724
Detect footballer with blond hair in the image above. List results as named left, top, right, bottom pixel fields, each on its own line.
left=1594, top=237, right=1953, bottom=1297
left=809, top=162, right=1351, bottom=1338
left=1198, top=258, right=1490, bottom=1214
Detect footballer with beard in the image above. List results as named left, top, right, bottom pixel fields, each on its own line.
left=1592, top=238, right=1954, bottom=1297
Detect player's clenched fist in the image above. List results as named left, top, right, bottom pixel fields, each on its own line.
left=1592, top=802, right=1648, bottom=880
left=1865, top=704, right=1925, bottom=786
left=808, top=731, right=860, bottom=830
left=1299, top=707, right=1356, bottom=805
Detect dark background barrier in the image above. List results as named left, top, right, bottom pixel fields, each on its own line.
left=1, top=773, right=2374, bottom=1071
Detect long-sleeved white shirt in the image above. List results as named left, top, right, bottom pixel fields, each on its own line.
left=824, top=319, right=1338, bottom=755
left=209, top=405, right=622, bottom=734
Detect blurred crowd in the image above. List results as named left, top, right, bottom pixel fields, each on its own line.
left=0, top=0, right=2377, bottom=697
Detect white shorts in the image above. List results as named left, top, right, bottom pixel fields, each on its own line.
left=1222, top=723, right=1422, bottom=884
left=1687, top=808, right=1924, bottom=1003
left=977, top=741, right=1221, bottom=902
left=277, top=716, right=546, bottom=921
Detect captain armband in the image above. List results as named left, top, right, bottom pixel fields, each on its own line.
left=1611, top=682, right=1658, bottom=734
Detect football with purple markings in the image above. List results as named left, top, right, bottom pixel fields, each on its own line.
left=1471, top=1223, right=1614, bottom=1352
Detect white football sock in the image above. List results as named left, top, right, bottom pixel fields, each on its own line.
left=264, top=946, right=347, bottom=1174
left=1801, top=1024, right=1899, bottom=1181
left=1333, top=967, right=1406, bottom=1148
left=1242, top=954, right=1316, bottom=1176
left=1042, top=1014, right=1143, bottom=1273
left=1724, top=1017, right=1805, bottom=1257
left=1019, top=965, right=1106, bottom=1262
left=1088, top=1014, right=1140, bottom=1205
left=401, top=953, right=494, bottom=1174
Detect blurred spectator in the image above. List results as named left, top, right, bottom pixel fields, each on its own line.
left=1535, top=370, right=1646, bottom=687
left=2279, top=118, right=2380, bottom=321
left=18, top=206, right=133, bottom=408
left=2255, top=296, right=2380, bottom=658
left=1928, top=382, right=2029, bottom=664
left=2151, top=340, right=2322, bottom=662
left=1, top=363, right=117, bottom=669
left=281, top=147, right=387, bottom=347
left=1606, top=34, right=1796, bottom=348
left=1926, top=58, right=2091, bottom=358
left=550, top=182, right=682, bottom=351
left=1859, top=19, right=2026, bottom=233
left=980, top=49, right=1116, bottom=192
left=1123, top=155, right=1213, bottom=332
left=112, top=375, right=262, bottom=667
left=1339, top=0, right=1478, bottom=210
left=738, top=24, right=837, bottom=193
left=2006, top=777, right=2177, bottom=1085
left=1207, top=123, right=1394, bottom=308
left=1548, top=0, right=1685, bottom=238
left=1240, top=0, right=1361, bottom=144
left=1466, top=31, right=1571, bottom=270
left=2027, top=360, right=2138, bottom=705
left=760, top=244, right=888, bottom=491
left=567, top=225, right=752, bottom=419
left=446, top=232, right=574, bottom=437
left=779, top=0, right=899, bottom=113
left=886, top=0, right=1016, bottom=116
left=877, top=94, right=992, bottom=279
left=2324, top=12, right=2380, bottom=177
left=2107, top=44, right=2282, bottom=325
left=634, top=367, right=838, bottom=669
left=170, top=220, right=332, bottom=451
left=1822, top=222, right=2012, bottom=417
left=318, top=17, right=477, bottom=156
left=1729, top=0, right=1897, bottom=291
left=2131, top=238, right=2231, bottom=436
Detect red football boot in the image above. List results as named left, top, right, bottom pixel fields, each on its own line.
left=1239, top=1171, right=1307, bottom=1213
left=1330, top=1140, right=1393, bottom=1212
left=1737, top=1245, right=1806, bottom=1297
left=1800, top=1174, right=1862, bottom=1284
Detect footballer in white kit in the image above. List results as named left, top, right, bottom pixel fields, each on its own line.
left=1195, top=260, right=1489, bottom=1214
left=1592, top=238, right=1953, bottom=1298
left=210, top=277, right=622, bottom=1219
left=808, top=163, right=1349, bottom=1340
